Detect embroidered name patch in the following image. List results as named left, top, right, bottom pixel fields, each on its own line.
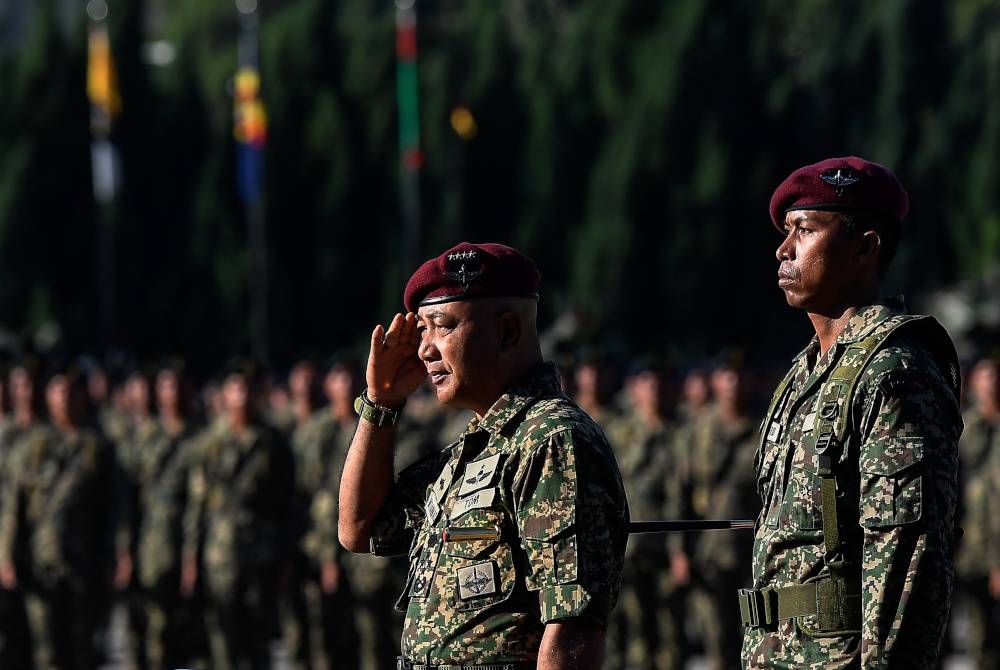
left=457, top=561, right=497, bottom=600
left=449, top=488, right=498, bottom=521
left=458, top=453, right=503, bottom=497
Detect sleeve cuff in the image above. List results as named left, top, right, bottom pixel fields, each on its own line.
left=537, top=583, right=608, bottom=626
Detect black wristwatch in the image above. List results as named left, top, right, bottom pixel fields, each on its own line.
left=354, top=389, right=405, bottom=427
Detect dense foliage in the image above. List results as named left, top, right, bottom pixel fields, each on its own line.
left=1, top=0, right=998, bottom=371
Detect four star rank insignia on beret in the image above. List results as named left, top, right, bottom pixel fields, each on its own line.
left=444, top=250, right=482, bottom=291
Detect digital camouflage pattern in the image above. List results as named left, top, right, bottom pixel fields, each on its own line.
left=743, top=299, right=963, bottom=669
left=369, top=362, right=629, bottom=665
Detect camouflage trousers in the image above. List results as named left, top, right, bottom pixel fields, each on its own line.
left=283, top=560, right=359, bottom=670
left=605, top=564, right=683, bottom=670
left=349, top=578, right=402, bottom=670
left=205, top=567, right=279, bottom=670
left=23, top=580, right=102, bottom=670
left=129, top=579, right=208, bottom=670
left=688, top=572, right=744, bottom=670
left=0, top=586, right=32, bottom=669
left=956, top=576, right=1000, bottom=670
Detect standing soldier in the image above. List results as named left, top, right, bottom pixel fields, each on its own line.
left=285, top=357, right=347, bottom=670
left=339, top=242, right=629, bottom=669
left=181, top=361, right=293, bottom=670
left=955, top=357, right=1000, bottom=669
left=741, top=157, right=963, bottom=668
left=605, top=360, right=681, bottom=670
left=0, top=359, right=45, bottom=668
left=0, top=365, right=118, bottom=670
left=685, top=356, right=757, bottom=670
left=135, top=364, right=201, bottom=669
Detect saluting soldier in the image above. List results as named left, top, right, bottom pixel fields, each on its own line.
left=339, top=242, right=629, bottom=669
left=181, top=361, right=293, bottom=670
left=741, top=157, right=963, bottom=668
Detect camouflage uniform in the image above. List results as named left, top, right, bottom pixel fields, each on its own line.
left=134, top=419, right=201, bottom=670
left=0, top=420, right=35, bottom=668
left=183, top=418, right=293, bottom=670
left=742, top=300, right=962, bottom=669
left=286, top=410, right=354, bottom=670
left=685, top=407, right=757, bottom=670
left=605, top=413, right=680, bottom=670
left=0, top=424, right=116, bottom=670
left=955, top=407, right=1000, bottom=669
left=368, top=363, right=629, bottom=665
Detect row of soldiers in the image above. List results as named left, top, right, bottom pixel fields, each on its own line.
left=0, top=355, right=435, bottom=670
left=0, top=349, right=998, bottom=669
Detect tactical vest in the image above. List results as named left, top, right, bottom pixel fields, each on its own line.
left=739, top=314, right=960, bottom=634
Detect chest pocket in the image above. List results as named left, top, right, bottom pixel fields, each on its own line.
left=441, top=507, right=516, bottom=613
left=778, top=441, right=823, bottom=531
left=860, top=437, right=923, bottom=528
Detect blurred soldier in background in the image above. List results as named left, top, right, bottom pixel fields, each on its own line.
left=181, top=361, right=293, bottom=670
left=606, top=360, right=681, bottom=670
left=955, top=357, right=1000, bottom=669
left=285, top=357, right=347, bottom=670
left=334, top=360, right=403, bottom=670
left=0, top=366, right=117, bottom=670
left=133, top=363, right=203, bottom=669
left=684, top=356, right=757, bottom=670
left=0, top=359, right=44, bottom=668
left=572, top=352, right=619, bottom=427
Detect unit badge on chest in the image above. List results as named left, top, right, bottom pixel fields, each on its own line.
left=457, top=561, right=497, bottom=600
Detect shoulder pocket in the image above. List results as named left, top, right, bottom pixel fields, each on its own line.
left=860, top=437, right=923, bottom=528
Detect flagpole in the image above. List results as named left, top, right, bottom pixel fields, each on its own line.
left=235, top=0, right=268, bottom=365
left=395, top=0, right=421, bottom=275
left=87, top=0, right=121, bottom=354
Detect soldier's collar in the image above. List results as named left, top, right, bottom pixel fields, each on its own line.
left=836, top=296, right=907, bottom=344
left=467, top=362, right=562, bottom=437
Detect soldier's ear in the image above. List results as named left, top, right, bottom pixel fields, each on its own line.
left=497, top=309, right=521, bottom=350
left=857, top=229, right=881, bottom=270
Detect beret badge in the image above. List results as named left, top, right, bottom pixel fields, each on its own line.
left=820, top=167, right=859, bottom=197
left=444, top=250, right=482, bottom=291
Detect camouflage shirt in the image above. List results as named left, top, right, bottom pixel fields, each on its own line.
left=743, top=300, right=962, bottom=669
left=369, top=362, right=629, bottom=665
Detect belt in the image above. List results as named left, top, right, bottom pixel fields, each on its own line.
left=396, top=658, right=534, bottom=670
left=738, top=579, right=860, bottom=630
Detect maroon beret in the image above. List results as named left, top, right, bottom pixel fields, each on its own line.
left=403, top=242, right=541, bottom=313
left=769, top=156, right=909, bottom=230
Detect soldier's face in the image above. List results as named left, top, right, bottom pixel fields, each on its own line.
left=156, top=370, right=180, bottom=411
left=325, top=368, right=353, bottom=403
left=9, top=367, right=33, bottom=411
left=776, top=210, right=860, bottom=313
left=222, top=375, right=250, bottom=417
left=970, top=360, right=999, bottom=404
left=417, top=301, right=503, bottom=415
left=46, top=376, right=71, bottom=425
left=289, top=363, right=315, bottom=399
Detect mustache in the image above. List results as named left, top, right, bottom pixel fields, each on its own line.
left=778, top=263, right=800, bottom=280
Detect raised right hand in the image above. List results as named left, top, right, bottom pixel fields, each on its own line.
left=366, top=312, right=426, bottom=408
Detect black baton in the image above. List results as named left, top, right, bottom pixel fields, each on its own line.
left=628, top=519, right=755, bottom=534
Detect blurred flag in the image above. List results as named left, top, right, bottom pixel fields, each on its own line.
left=87, top=25, right=122, bottom=120
left=88, top=22, right=121, bottom=203
left=234, top=65, right=267, bottom=203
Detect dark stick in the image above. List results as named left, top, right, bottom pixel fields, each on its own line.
left=628, top=519, right=755, bottom=534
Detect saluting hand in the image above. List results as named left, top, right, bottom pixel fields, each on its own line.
left=366, top=312, right=426, bottom=408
